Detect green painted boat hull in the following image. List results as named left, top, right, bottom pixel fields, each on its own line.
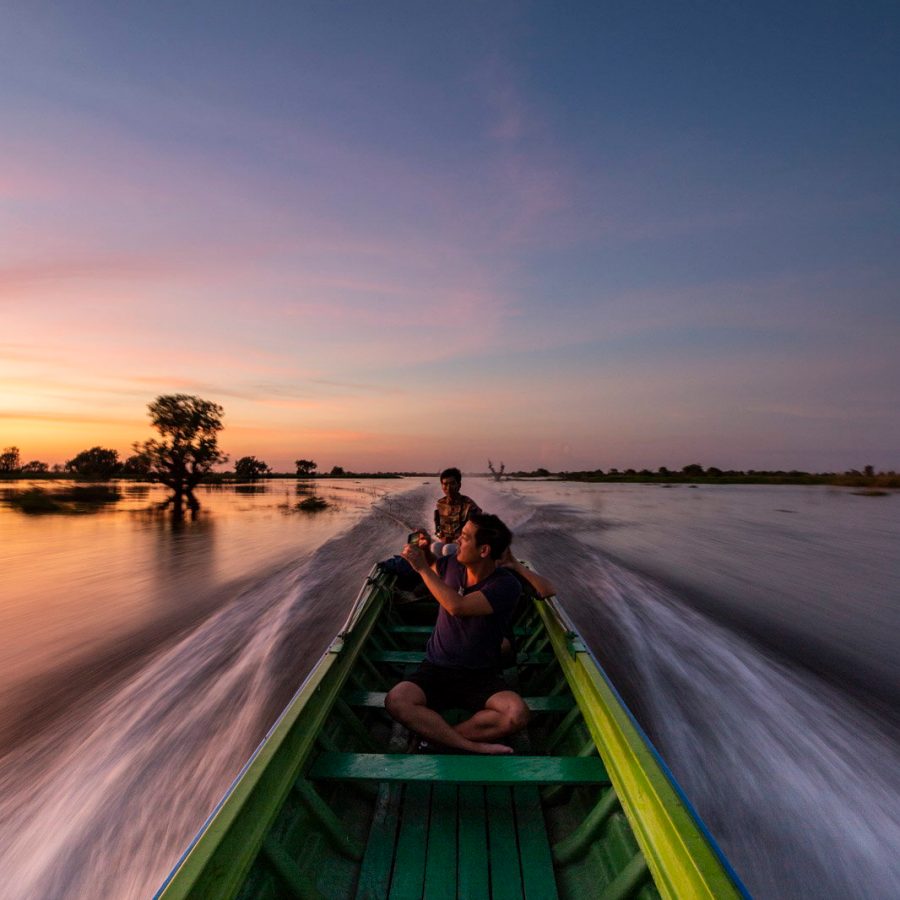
left=155, top=566, right=749, bottom=900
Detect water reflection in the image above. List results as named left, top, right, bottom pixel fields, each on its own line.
left=0, top=483, right=123, bottom=515
left=0, top=478, right=411, bottom=749
left=0, top=478, right=422, bottom=899
left=148, top=509, right=217, bottom=607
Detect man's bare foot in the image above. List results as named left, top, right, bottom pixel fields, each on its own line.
left=469, top=741, right=514, bottom=755
left=418, top=738, right=514, bottom=755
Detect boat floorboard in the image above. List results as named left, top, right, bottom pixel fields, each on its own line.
left=355, top=781, right=559, bottom=900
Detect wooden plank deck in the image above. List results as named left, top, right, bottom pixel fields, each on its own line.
left=354, top=781, right=560, bottom=899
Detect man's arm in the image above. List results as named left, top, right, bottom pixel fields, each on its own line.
left=401, top=544, right=492, bottom=617
left=499, top=550, right=556, bottom=599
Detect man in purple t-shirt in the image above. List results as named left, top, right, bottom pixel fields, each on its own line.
left=385, top=513, right=529, bottom=755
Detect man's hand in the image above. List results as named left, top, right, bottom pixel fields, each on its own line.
left=401, top=542, right=430, bottom=572
left=498, top=547, right=516, bottom=568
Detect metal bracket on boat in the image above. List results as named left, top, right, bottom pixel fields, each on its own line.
left=565, top=631, right=587, bottom=657
left=544, top=597, right=587, bottom=657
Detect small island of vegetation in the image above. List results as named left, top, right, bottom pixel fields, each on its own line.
left=295, top=496, right=329, bottom=512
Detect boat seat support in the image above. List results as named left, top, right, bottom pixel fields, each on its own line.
left=292, top=780, right=364, bottom=861
left=262, top=835, right=322, bottom=898
left=333, top=699, right=381, bottom=753
left=598, top=852, right=650, bottom=900
left=545, top=704, right=583, bottom=754
left=552, top=786, right=619, bottom=864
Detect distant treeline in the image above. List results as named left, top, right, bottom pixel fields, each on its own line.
left=205, top=470, right=404, bottom=482
left=542, top=464, right=900, bottom=488
left=3, top=444, right=897, bottom=488
left=0, top=466, right=403, bottom=482
left=0, top=446, right=400, bottom=483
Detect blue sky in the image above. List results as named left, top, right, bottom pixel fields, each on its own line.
left=2, top=2, right=898, bottom=472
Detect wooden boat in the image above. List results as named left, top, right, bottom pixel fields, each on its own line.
left=155, top=564, right=749, bottom=899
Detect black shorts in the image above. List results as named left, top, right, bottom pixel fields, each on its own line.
left=405, top=661, right=512, bottom=712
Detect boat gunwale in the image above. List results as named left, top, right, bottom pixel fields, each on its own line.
left=154, top=566, right=388, bottom=899
left=537, top=597, right=751, bottom=899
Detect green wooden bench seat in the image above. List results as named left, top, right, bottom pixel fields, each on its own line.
left=309, top=752, right=608, bottom=785
left=386, top=624, right=534, bottom=636
left=354, top=782, right=560, bottom=899
left=367, top=650, right=553, bottom=666
left=344, top=690, right=574, bottom=713
left=383, top=624, right=435, bottom=634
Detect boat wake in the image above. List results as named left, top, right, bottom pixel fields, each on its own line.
left=0, top=485, right=435, bottom=900
left=479, top=481, right=900, bottom=900
left=1, top=480, right=896, bottom=899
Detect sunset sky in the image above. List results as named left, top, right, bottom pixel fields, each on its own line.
left=2, top=2, right=898, bottom=473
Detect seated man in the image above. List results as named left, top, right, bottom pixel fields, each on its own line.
left=432, top=466, right=481, bottom=556
left=385, top=513, right=529, bottom=755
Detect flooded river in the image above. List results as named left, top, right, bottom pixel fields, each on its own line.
left=0, top=477, right=897, bottom=898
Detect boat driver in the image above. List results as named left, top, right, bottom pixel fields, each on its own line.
left=431, top=467, right=481, bottom=557
left=385, top=513, right=530, bottom=755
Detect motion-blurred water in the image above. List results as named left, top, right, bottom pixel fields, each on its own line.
left=0, top=478, right=897, bottom=898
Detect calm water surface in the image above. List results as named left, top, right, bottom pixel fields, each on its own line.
left=0, top=478, right=897, bottom=899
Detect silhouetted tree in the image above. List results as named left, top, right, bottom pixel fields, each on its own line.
left=21, top=460, right=49, bottom=473
left=682, top=464, right=705, bottom=477
left=121, top=453, right=153, bottom=478
left=0, top=446, right=21, bottom=473
left=65, top=447, right=121, bottom=479
left=487, top=460, right=505, bottom=481
left=329, top=465, right=346, bottom=476
left=135, top=394, right=227, bottom=515
left=295, top=458, right=317, bottom=476
left=864, top=465, right=875, bottom=478
left=235, top=456, right=271, bottom=481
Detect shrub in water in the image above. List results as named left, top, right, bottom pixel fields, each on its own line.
left=296, top=496, right=328, bottom=511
